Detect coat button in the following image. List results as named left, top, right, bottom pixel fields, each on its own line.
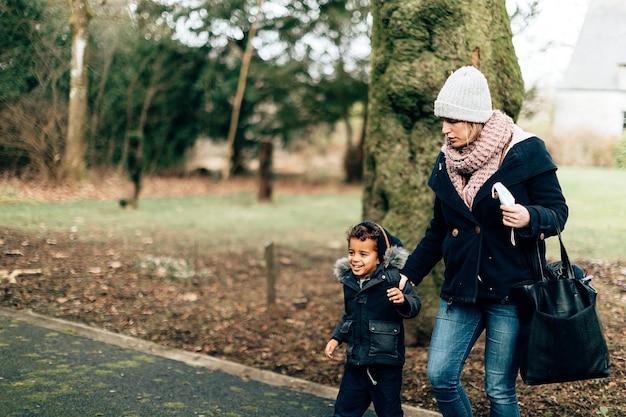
left=475, top=226, right=481, bottom=234
left=452, top=228, right=459, bottom=237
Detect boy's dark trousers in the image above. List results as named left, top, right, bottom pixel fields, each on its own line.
left=333, top=363, right=404, bottom=417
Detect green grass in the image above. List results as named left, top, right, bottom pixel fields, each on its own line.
left=551, top=166, right=626, bottom=262
left=0, top=191, right=362, bottom=254
left=1, top=166, right=624, bottom=262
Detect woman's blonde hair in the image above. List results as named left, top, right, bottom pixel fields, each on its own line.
left=465, top=122, right=484, bottom=145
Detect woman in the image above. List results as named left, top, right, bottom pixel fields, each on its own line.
left=401, top=66, right=568, bottom=417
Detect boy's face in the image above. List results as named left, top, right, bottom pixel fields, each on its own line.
left=348, top=237, right=380, bottom=277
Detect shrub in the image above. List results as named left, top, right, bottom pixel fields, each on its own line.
left=136, top=255, right=194, bottom=280
left=614, top=131, right=626, bottom=169
left=546, top=130, right=618, bottom=167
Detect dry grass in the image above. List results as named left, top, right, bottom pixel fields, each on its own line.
left=547, top=130, right=619, bottom=167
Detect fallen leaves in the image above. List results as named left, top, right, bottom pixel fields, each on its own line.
left=0, top=227, right=624, bottom=417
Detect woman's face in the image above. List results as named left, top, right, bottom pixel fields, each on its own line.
left=442, top=118, right=472, bottom=148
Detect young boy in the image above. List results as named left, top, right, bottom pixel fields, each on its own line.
left=325, top=221, right=421, bottom=417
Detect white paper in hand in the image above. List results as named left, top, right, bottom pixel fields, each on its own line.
left=492, top=182, right=515, bottom=207
left=491, top=182, right=517, bottom=246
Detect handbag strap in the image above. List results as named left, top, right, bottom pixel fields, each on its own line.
left=535, top=210, right=575, bottom=281
left=554, top=223, right=575, bottom=280
left=534, top=242, right=546, bottom=281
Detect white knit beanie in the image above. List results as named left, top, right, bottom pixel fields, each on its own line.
left=434, top=66, right=493, bottom=123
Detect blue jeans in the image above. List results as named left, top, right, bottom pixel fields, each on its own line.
left=427, top=300, right=521, bottom=417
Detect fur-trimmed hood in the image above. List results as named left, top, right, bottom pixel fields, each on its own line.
left=333, top=245, right=409, bottom=282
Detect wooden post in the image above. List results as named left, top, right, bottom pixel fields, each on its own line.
left=264, top=241, right=278, bottom=316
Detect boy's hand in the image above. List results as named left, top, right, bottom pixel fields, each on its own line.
left=387, top=287, right=405, bottom=304
left=325, top=339, right=339, bottom=359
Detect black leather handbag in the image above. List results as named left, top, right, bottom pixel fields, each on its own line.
left=513, top=225, right=611, bottom=385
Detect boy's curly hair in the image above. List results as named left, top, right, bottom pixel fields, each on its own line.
left=346, top=222, right=380, bottom=249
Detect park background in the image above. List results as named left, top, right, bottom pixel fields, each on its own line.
left=1, top=1, right=625, bottom=416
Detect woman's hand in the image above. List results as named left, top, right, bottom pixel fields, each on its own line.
left=325, top=339, right=339, bottom=359
left=501, top=204, right=530, bottom=228
left=399, top=274, right=408, bottom=290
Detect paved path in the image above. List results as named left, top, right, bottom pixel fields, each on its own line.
left=0, top=308, right=440, bottom=417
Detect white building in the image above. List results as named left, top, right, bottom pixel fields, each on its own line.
left=552, top=0, right=626, bottom=139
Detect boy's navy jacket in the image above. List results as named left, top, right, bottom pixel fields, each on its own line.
left=331, top=245, right=421, bottom=367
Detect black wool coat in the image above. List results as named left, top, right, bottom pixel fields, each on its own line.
left=402, top=134, right=568, bottom=304
left=331, top=245, right=421, bottom=367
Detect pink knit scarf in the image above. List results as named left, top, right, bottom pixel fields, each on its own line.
left=444, top=110, right=514, bottom=208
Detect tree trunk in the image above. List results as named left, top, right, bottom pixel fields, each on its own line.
left=89, top=37, right=117, bottom=166
left=63, top=0, right=91, bottom=181
left=222, top=0, right=263, bottom=181
left=344, top=108, right=367, bottom=183
left=258, top=139, right=273, bottom=201
left=365, top=0, right=524, bottom=339
left=118, top=55, right=151, bottom=173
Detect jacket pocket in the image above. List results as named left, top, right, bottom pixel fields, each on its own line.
left=340, top=320, right=353, bottom=355
left=368, top=320, right=400, bottom=358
